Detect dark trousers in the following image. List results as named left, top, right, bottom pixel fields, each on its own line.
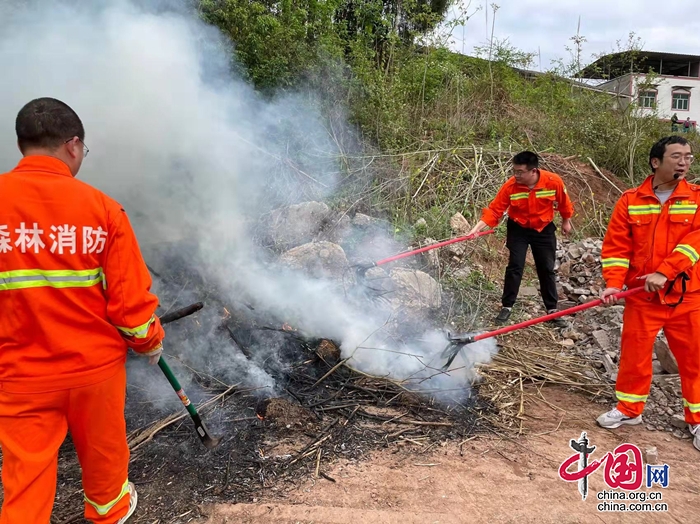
left=502, top=219, right=558, bottom=311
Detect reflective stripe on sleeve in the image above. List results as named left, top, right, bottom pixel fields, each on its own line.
left=601, top=257, right=630, bottom=268
left=674, top=244, right=700, bottom=264
left=116, top=315, right=156, bottom=339
left=0, top=268, right=104, bottom=291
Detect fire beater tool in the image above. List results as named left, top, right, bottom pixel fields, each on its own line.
left=158, top=302, right=222, bottom=449
left=440, top=287, right=645, bottom=370
left=354, top=230, right=495, bottom=274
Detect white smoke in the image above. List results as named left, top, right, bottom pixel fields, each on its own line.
left=0, top=0, right=497, bottom=402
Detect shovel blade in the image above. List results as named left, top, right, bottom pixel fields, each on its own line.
left=201, top=434, right=223, bottom=449
left=192, top=414, right=223, bottom=450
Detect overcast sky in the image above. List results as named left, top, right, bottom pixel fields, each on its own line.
left=446, top=0, right=700, bottom=72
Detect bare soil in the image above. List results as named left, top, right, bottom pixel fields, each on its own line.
left=199, top=387, right=700, bottom=524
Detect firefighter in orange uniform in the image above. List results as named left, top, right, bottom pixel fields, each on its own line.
left=468, top=151, right=574, bottom=326
left=0, top=98, right=165, bottom=522
left=598, top=135, right=700, bottom=452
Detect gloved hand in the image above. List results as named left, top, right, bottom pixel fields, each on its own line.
left=139, top=342, right=163, bottom=365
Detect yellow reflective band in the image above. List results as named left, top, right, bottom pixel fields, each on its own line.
left=510, top=192, right=529, bottom=201
left=683, top=399, right=700, bottom=413
left=116, top=315, right=156, bottom=339
left=668, top=203, right=698, bottom=215
left=84, top=479, right=129, bottom=516
left=674, top=244, right=700, bottom=264
left=628, top=204, right=661, bottom=216
left=601, top=258, right=630, bottom=268
left=0, top=268, right=104, bottom=292
left=616, top=391, right=648, bottom=403
left=535, top=190, right=557, bottom=198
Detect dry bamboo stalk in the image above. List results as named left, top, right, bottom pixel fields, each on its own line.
left=128, top=383, right=238, bottom=452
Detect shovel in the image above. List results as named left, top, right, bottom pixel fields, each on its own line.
left=157, top=302, right=222, bottom=449
left=354, top=230, right=494, bottom=275
left=440, top=287, right=645, bottom=370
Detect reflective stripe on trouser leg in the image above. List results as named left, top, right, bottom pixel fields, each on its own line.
left=68, top=367, right=131, bottom=523
left=663, top=295, right=700, bottom=425
left=616, top=297, right=665, bottom=418
left=84, top=478, right=129, bottom=516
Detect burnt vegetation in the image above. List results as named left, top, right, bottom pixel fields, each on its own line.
left=51, top=244, right=492, bottom=524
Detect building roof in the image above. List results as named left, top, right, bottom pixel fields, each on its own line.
left=580, top=51, right=700, bottom=80
left=513, top=67, right=631, bottom=98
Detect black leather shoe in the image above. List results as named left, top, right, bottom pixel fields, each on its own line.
left=495, top=307, right=512, bottom=324
left=547, top=309, right=568, bottom=328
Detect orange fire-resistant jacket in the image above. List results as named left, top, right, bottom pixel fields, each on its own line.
left=602, top=175, right=700, bottom=303
left=0, top=156, right=164, bottom=393
left=480, top=170, right=574, bottom=232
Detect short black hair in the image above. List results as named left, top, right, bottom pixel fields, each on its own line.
left=15, top=97, right=84, bottom=153
left=512, top=151, right=539, bottom=170
left=649, top=135, right=690, bottom=172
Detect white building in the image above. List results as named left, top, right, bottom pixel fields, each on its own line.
left=581, top=51, right=700, bottom=130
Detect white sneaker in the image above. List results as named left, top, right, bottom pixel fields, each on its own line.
left=116, top=482, right=138, bottom=524
left=690, top=424, right=700, bottom=452
left=596, top=408, right=643, bottom=429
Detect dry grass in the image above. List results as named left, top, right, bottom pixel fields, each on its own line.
left=336, top=144, right=628, bottom=240
left=476, top=328, right=610, bottom=434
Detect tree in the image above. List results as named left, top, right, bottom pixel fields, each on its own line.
left=198, top=0, right=457, bottom=89
left=198, top=0, right=342, bottom=89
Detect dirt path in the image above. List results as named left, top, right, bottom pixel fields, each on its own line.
left=198, top=387, right=699, bottom=524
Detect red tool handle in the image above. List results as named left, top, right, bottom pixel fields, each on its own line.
left=375, top=230, right=495, bottom=266
left=472, top=287, right=646, bottom=343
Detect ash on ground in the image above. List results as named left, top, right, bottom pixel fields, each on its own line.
left=49, top=206, right=494, bottom=524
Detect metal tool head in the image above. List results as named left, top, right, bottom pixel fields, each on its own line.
left=351, top=260, right=376, bottom=278
left=439, top=330, right=478, bottom=370
left=191, top=413, right=223, bottom=450
left=447, top=331, right=477, bottom=344
left=195, top=420, right=222, bottom=449
left=440, top=344, right=460, bottom=370
left=201, top=434, right=223, bottom=450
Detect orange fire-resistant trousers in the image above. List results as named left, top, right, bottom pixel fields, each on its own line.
left=616, top=292, right=700, bottom=424
left=0, top=367, right=130, bottom=523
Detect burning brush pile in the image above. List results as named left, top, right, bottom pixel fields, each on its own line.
left=47, top=179, right=635, bottom=524
left=51, top=205, right=497, bottom=523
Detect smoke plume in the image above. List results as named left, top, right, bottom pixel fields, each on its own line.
left=0, top=0, right=497, bottom=405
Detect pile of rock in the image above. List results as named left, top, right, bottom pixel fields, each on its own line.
left=263, top=201, right=443, bottom=325
left=555, top=238, right=605, bottom=305
left=554, top=238, right=686, bottom=435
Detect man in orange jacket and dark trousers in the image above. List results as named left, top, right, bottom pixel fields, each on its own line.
left=468, top=151, right=574, bottom=326
left=598, top=135, right=700, bottom=453
left=0, top=98, right=165, bottom=522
